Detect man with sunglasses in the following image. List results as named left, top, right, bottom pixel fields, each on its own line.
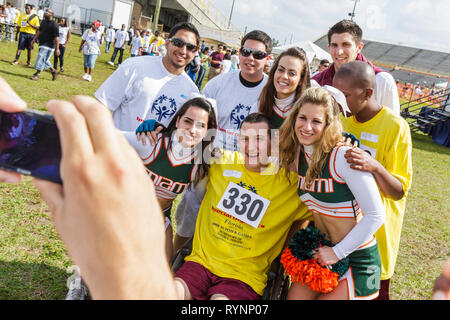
left=94, top=22, right=200, bottom=132
left=172, top=30, right=273, bottom=254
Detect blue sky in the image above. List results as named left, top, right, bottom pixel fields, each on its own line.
left=209, top=0, right=450, bottom=53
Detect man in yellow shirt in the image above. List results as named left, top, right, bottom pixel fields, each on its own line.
left=13, top=3, right=40, bottom=66
left=333, top=61, right=413, bottom=300
left=174, top=113, right=311, bottom=300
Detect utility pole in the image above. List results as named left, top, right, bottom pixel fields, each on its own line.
left=152, top=0, right=162, bottom=33
left=348, top=0, right=359, bottom=20
left=228, top=0, right=236, bottom=29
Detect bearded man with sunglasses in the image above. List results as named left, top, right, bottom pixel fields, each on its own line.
left=94, top=22, right=200, bottom=132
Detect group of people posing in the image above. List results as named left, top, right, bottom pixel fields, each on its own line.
left=1, top=17, right=413, bottom=300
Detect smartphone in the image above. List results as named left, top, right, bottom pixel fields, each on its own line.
left=0, top=109, right=62, bottom=184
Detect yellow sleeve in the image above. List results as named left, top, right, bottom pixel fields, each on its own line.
left=32, top=16, right=40, bottom=27
left=384, top=118, right=413, bottom=198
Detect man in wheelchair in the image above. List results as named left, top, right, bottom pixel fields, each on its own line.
left=172, top=113, right=311, bottom=300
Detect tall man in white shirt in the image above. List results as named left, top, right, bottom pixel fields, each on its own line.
left=107, top=24, right=129, bottom=66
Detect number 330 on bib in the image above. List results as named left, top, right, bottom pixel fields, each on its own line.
left=217, top=182, right=270, bottom=228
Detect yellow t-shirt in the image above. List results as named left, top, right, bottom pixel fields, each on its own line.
left=150, top=35, right=164, bottom=47
left=18, top=12, right=40, bottom=35
left=341, top=106, right=413, bottom=280
left=186, top=150, right=311, bottom=295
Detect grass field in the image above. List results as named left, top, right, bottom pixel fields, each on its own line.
left=0, top=35, right=449, bottom=300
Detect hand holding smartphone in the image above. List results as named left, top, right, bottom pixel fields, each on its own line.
left=0, top=109, right=62, bottom=184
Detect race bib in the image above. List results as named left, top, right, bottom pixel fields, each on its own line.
left=21, top=21, right=27, bottom=27
left=217, top=182, right=270, bottom=228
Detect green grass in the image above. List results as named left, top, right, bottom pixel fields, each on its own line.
left=0, top=36, right=449, bottom=300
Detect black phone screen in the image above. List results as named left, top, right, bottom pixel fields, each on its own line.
left=0, top=110, right=62, bottom=184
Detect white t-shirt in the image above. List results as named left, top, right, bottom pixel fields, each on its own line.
left=58, top=26, right=69, bottom=45
left=202, top=71, right=268, bottom=150
left=230, top=54, right=239, bottom=70
left=105, top=28, right=115, bottom=42
left=114, top=30, right=129, bottom=48
left=375, top=72, right=400, bottom=115
left=81, top=28, right=102, bottom=55
left=6, top=7, right=16, bottom=24
left=94, top=56, right=200, bottom=131
left=130, top=36, right=143, bottom=55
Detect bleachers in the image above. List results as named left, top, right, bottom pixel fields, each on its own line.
left=401, top=88, right=450, bottom=146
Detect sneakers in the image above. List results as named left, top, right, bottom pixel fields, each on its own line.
left=65, top=276, right=88, bottom=300
left=82, top=73, right=89, bottom=80
left=107, top=61, right=114, bottom=66
left=11, top=60, right=18, bottom=65
left=30, top=73, right=39, bottom=80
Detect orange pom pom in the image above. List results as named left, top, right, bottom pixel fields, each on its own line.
left=281, top=247, right=340, bottom=293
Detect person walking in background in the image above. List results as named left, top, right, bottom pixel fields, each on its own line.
left=207, top=43, right=224, bottom=81
left=230, top=49, right=240, bottom=71
left=312, top=20, right=400, bottom=115
left=4, top=3, right=17, bottom=42
left=186, top=48, right=200, bottom=82
left=53, top=17, right=70, bottom=73
left=105, top=24, right=115, bottom=53
left=12, top=3, right=40, bottom=66
left=311, top=59, right=329, bottom=77
left=79, top=21, right=102, bottom=82
left=148, top=36, right=159, bottom=56
left=220, top=51, right=232, bottom=73
left=195, top=47, right=209, bottom=89
left=108, top=24, right=129, bottom=66
left=30, top=8, right=59, bottom=81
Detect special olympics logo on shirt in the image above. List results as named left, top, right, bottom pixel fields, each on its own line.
left=151, top=94, right=177, bottom=122
left=230, top=104, right=252, bottom=129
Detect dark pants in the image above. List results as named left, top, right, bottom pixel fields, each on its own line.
left=110, top=47, right=124, bottom=64
left=53, top=44, right=66, bottom=69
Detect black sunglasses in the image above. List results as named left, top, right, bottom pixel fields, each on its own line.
left=240, top=47, right=268, bottom=60
left=168, top=38, right=198, bottom=52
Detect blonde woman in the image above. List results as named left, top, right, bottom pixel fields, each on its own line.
left=279, top=87, right=385, bottom=300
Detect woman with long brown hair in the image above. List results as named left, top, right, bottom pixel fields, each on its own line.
left=279, top=87, right=385, bottom=300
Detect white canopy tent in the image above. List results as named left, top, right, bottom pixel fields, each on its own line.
left=272, top=40, right=332, bottom=65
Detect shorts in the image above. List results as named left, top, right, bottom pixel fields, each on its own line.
left=175, top=261, right=261, bottom=300
left=83, top=54, right=98, bottom=69
left=34, top=46, right=54, bottom=71
left=339, top=239, right=381, bottom=300
left=18, top=32, right=34, bottom=50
